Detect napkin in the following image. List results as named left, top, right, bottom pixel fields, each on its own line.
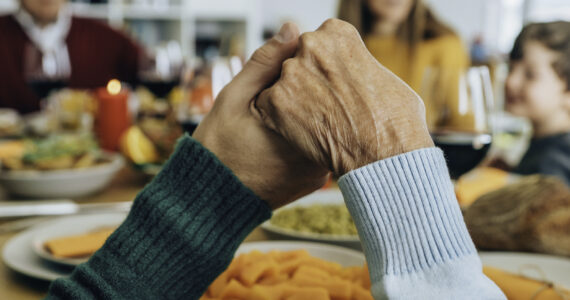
left=483, top=266, right=570, bottom=300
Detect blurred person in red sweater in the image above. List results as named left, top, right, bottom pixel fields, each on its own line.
left=0, top=0, right=142, bottom=114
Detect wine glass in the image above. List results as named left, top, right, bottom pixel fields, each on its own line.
left=138, top=41, right=184, bottom=99
left=420, top=66, right=495, bottom=179
left=23, top=44, right=70, bottom=101
left=176, top=56, right=241, bottom=135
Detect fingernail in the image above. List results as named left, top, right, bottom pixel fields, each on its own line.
left=275, top=23, right=294, bottom=43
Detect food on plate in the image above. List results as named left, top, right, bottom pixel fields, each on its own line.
left=201, top=249, right=372, bottom=300
left=122, top=87, right=184, bottom=169
left=271, top=205, right=357, bottom=236
left=23, top=111, right=59, bottom=137
left=0, top=133, right=106, bottom=171
left=44, top=227, right=116, bottom=258
left=50, top=89, right=97, bottom=131
left=464, top=175, right=570, bottom=256
left=483, top=266, right=570, bottom=299
left=137, top=117, right=182, bottom=158
left=0, top=140, right=25, bottom=160
left=0, top=109, right=23, bottom=137
left=120, top=125, right=160, bottom=164
left=455, top=167, right=510, bottom=206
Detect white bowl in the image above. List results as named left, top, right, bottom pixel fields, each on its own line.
left=0, top=154, right=124, bottom=198
left=261, top=189, right=362, bottom=250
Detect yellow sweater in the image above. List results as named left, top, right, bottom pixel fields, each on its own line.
left=365, top=34, right=471, bottom=130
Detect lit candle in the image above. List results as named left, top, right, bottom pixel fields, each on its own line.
left=94, top=79, right=131, bottom=151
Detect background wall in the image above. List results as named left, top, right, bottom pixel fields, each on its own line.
left=3, top=0, right=569, bottom=55
left=261, top=0, right=339, bottom=33
left=260, top=0, right=527, bottom=54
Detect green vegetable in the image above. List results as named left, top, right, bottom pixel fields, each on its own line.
left=22, top=133, right=99, bottom=164
left=271, top=204, right=357, bottom=236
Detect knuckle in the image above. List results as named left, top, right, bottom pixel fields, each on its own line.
left=256, top=88, right=271, bottom=108
left=271, top=84, right=287, bottom=103
left=321, top=18, right=352, bottom=32
left=320, top=18, right=359, bottom=39
left=262, top=86, right=280, bottom=107
left=340, top=20, right=358, bottom=33
left=322, top=18, right=338, bottom=28
left=268, top=84, right=291, bottom=110
left=299, top=32, right=319, bottom=51
left=320, top=18, right=345, bottom=30
left=281, top=58, right=298, bottom=77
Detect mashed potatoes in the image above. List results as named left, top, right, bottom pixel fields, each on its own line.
left=271, top=204, right=357, bottom=236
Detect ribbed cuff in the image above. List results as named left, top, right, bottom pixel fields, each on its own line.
left=86, top=135, right=271, bottom=299
left=338, top=148, right=476, bottom=278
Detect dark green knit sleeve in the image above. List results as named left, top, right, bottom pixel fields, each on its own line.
left=45, top=135, right=272, bottom=300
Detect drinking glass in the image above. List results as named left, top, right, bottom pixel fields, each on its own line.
left=138, top=41, right=184, bottom=99
left=420, top=66, right=495, bottom=179
left=23, top=44, right=69, bottom=101
left=176, top=56, right=241, bottom=135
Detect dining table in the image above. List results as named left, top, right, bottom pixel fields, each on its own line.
left=0, top=166, right=272, bottom=300
left=2, top=166, right=570, bottom=300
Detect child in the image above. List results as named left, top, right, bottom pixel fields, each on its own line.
left=505, top=21, right=570, bottom=185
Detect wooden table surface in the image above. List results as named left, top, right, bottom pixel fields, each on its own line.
left=0, top=167, right=271, bottom=300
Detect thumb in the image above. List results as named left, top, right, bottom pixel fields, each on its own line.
left=229, top=22, right=300, bottom=99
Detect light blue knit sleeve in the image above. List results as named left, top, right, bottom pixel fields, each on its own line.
left=338, top=148, right=505, bottom=300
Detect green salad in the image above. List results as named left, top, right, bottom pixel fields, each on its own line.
left=22, top=133, right=99, bottom=164
left=2, top=133, right=103, bottom=171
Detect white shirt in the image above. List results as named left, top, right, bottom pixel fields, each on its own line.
left=14, top=5, right=72, bottom=79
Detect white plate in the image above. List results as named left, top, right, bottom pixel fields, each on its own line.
left=261, top=189, right=361, bottom=249
left=236, top=241, right=365, bottom=267
left=31, top=214, right=125, bottom=267
left=9, top=215, right=568, bottom=288
left=2, top=213, right=127, bottom=281
left=479, top=251, right=570, bottom=288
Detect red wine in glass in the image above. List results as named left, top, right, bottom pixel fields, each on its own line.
left=28, top=79, right=67, bottom=100
left=138, top=78, right=180, bottom=99
left=432, top=131, right=492, bottom=179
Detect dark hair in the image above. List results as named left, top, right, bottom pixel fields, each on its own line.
left=510, top=21, right=570, bottom=90
left=338, top=0, right=454, bottom=51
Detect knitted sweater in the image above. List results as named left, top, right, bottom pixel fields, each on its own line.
left=45, top=136, right=505, bottom=299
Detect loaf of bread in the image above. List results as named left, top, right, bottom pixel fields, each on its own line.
left=464, top=175, right=570, bottom=256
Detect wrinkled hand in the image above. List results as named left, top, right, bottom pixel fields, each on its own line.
left=193, top=23, right=329, bottom=209
left=254, top=19, right=434, bottom=176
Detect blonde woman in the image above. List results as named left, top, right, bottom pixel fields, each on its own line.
left=339, top=0, right=470, bottom=129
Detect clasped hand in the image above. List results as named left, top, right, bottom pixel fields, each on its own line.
left=193, top=19, right=434, bottom=209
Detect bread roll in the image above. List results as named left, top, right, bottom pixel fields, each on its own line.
left=464, top=175, right=570, bottom=256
